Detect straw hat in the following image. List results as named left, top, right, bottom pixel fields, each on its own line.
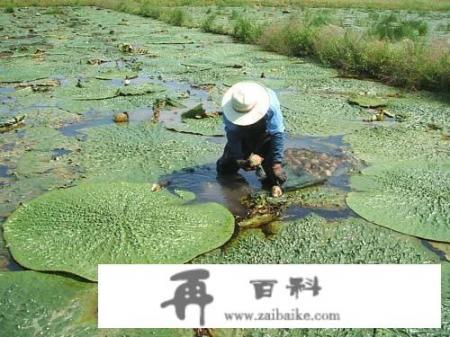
left=222, top=81, right=270, bottom=126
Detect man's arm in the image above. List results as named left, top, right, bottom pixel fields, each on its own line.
left=266, top=90, right=287, bottom=186
left=266, top=90, right=285, bottom=165
left=270, top=132, right=285, bottom=164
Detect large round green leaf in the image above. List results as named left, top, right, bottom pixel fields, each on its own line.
left=194, top=215, right=438, bottom=264
left=77, top=123, right=222, bottom=183
left=0, top=271, right=191, bottom=337
left=347, top=161, right=450, bottom=242
left=4, top=182, right=235, bottom=281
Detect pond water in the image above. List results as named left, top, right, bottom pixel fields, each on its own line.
left=0, top=165, right=9, bottom=178
left=157, top=132, right=363, bottom=243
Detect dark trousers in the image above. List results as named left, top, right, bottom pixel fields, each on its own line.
left=216, top=133, right=278, bottom=186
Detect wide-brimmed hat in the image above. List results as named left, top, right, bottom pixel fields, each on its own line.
left=222, top=81, right=270, bottom=126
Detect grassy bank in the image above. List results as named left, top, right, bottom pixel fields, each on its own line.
left=256, top=17, right=450, bottom=91
left=2, top=0, right=450, bottom=92
left=2, top=0, right=450, bottom=11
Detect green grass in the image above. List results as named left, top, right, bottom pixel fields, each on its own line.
left=201, top=13, right=225, bottom=34
left=2, top=0, right=450, bottom=11
left=139, top=3, right=161, bottom=19
left=160, top=8, right=192, bottom=26
left=258, top=18, right=449, bottom=91
left=232, top=14, right=263, bottom=43
left=369, top=13, right=429, bottom=41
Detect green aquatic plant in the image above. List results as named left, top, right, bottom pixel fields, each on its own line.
left=77, top=123, right=222, bottom=182
left=166, top=117, right=225, bottom=136
left=347, top=160, right=450, bottom=243
left=4, top=182, right=235, bottom=280
left=347, top=94, right=388, bottom=108
left=194, top=215, right=438, bottom=264
left=286, top=185, right=347, bottom=209
left=0, top=271, right=191, bottom=337
left=94, top=69, right=139, bottom=80
left=344, top=125, right=450, bottom=164
left=281, top=93, right=364, bottom=136
left=0, top=271, right=97, bottom=336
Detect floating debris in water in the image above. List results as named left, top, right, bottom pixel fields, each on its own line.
left=118, top=43, right=156, bottom=56
left=86, top=58, right=108, bottom=65
left=113, top=112, right=128, bottom=123
left=363, top=110, right=385, bottom=122
left=0, top=115, right=26, bottom=133
left=15, top=79, right=60, bottom=92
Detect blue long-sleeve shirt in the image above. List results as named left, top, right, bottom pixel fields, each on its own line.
left=223, top=89, right=285, bottom=164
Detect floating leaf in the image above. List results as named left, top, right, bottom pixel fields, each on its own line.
left=344, top=125, right=449, bottom=164
left=165, top=117, right=225, bottom=136
left=347, top=161, right=450, bottom=242
left=76, top=123, right=222, bottom=183
left=0, top=271, right=191, bottom=337
left=117, top=83, right=165, bottom=96
left=194, top=215, right=438, bottom=264
left=4, top=182, right=235, bottom=280
left=95, top=69, right=139, bottom=80
left=348, top=94, right=388, bottom=108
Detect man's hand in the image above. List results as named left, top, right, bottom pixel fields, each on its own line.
left=271, top=186, right=283, bottom=197
left=272, top=163, right=287, bottom=184
left=236, top=159, right=255, bottom=171
left=248, top=153, right=263, bottom=167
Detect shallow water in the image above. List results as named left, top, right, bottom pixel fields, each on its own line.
left=54, top=76, right=214, bottom=139
left=59, top=117, right=112, bottom=138
left=160, top=134, right=355, bottom=222
left=0, top=165, right=9, bottom=178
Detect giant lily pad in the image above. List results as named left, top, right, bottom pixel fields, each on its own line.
left=4, top=182, right=235, bottom=281
left=347, top=161, right=450, bottom=242
left=194, top=215, right=438, bottom=264
left=77, top=123, right=222, bottom=183
left=348, top=94, right=388, bottom=108
left=165, top=117, right=225, bottom=136
left=281, top=93, right=365, bottom=136
left=344, top=125, right=450, bottom=164
left=0, top=271, right=191, bottom=337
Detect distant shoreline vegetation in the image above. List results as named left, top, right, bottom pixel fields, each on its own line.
left=2, top=0, right=450, bottom=92
left=3, top=0, right=450, bottom=12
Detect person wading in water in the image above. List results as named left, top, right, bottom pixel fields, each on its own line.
left=217, top=81, right=287, bottom=197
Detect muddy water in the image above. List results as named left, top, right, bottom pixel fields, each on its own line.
left=284, top=205, right=355, bottom=221
left=159, top=134, right=356, bottom=222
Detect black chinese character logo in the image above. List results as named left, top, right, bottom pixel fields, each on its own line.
left=286, top=276, right=321, bottom=299
left=250, top=279, right=278, bottom=299
left=161, top=269, right=213, bottom=326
